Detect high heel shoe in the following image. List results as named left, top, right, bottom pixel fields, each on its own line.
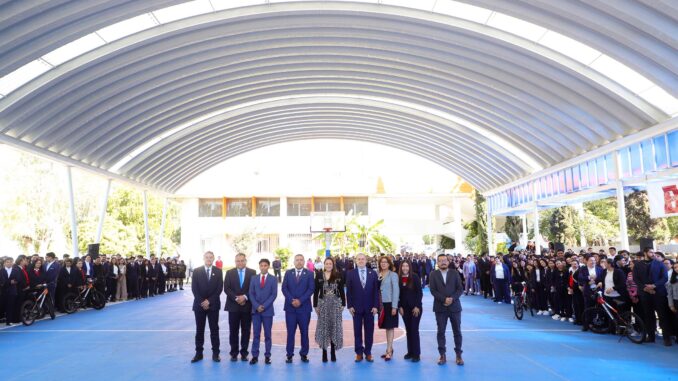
left=384, top=350, right=393, bottom=361
left=322, top=349, right=328, bottom=363
left=330, top=343, right=337, bottom=362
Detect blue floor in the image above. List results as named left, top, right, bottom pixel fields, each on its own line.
left=1, top=286, right=676, bottom=381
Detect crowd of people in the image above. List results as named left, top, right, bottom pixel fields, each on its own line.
left=452, top=246, right=678, bottom=347
left=191, top=251, right=463, bottom=365
left=0, top=252, right=188, bottom=326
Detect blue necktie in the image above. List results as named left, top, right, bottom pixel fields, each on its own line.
left=239, top=269, right=244, bottom=288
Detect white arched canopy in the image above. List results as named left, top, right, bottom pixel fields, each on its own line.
left=0, top=1, right=676, bottom=193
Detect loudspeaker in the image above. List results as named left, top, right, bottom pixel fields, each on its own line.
left=554, top=242, right=565, bottom=252
left=87, top=243, right=100, bottom=259
left=639, top=238, right=654, bottom=251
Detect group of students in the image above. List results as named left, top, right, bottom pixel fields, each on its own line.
left=190, top=251, right=465, bottom=366
left=0, top=252, right=188, bottom=326
left=456, top=246, right=678, bottom=347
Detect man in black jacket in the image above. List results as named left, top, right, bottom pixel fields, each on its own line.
left=429, top=253, right=464, bottom=366
left=224, top=253, right=256, bottom=362
left=1, top=257, right=21, bottom=326
left=191, top=251, right=224, bottom=363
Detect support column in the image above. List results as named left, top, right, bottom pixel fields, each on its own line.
left=575, top=203, right=587, bottom=248
left=532, top=182, right=542, bottom=254
left=143, top=190, right=151, bottom=258
left=279, top=197, right=289, bottom=248
left=520, top=214, right=528, bottom=247
left=66, top=166, right=79, bottom=256
left=156, top=198, right=168, bottom=257
left=614, top=152, right=630, bottom=251
left=95, top=179, right=112, bottom=243
left=453, top=197, right=463, bottom=253
left=486, top=208, right=494, bottom=256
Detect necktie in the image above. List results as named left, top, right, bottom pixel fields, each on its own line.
left=239, top=269, right=244, bottom=288
left=261, top=274, right=266, bottom=288
left=360, top=270, right=366, bottom=288
left=296, top=270, right=301, bottom=283
left=206, top=267, right=211, bottom=280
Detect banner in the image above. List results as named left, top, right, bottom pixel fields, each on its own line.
left=647, top=180, right=678, bottom=218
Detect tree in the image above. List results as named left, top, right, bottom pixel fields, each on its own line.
left=229, top=229, right=257, bottom=256
left=274, top=247, right=293, bottom=269
left=440, top=235, right=455, bottom=250
left=545, top=206, right=580, bottom=247
left=473, top=190, right=488, bottom=254
left=503, top=216, right=522, bottom=243
left=625, top=190, right=671, bottom=243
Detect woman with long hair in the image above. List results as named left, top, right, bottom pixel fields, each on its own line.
left=398, top=260, right=422, bottom=362
left=313, top=257, right=345, bottom=363
left=377, top=256, right=399, bottom=361
left=116, top=258, right=127, bottom=302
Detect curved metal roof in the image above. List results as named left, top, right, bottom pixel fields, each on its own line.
left=0, top=1, right=676, bottom=193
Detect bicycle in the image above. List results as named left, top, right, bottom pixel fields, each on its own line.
left=583, top=290, right=645, bottom=344
left=20, top=284, right=56, bottom=326
left=513, top=282, right=534, bottom=320
left=63, top=279, right=106, bottom=314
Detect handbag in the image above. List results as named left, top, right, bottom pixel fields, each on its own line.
left=378, top=307, right=385, bottom=328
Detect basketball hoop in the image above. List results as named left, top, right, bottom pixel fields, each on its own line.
left=310, top=211, right=346, bottom=258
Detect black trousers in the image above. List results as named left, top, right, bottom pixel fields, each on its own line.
left=106, top=278, right=117, bottom=300
left=274, top=269, right=281, bottom=283
left=402, top=307, right=421, bottom=357
left=534, top=283, right=548, bottom=311
left=640, top=291, right=673, bottom=340
left=195, top=308, right=220, bottom=355
left=127, top=276, right=138, bottom=298
left=480, top=274, right=491, bottom=297
left=2, top=294, right=16, bottom=324
left=435, top=310, right=462, bottom=356
left=572, top=290, right=584, bottom=324
left=228, top=310, right=252, bottom=357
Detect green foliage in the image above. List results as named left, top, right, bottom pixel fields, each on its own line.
left=440, top=235, right=455, bottom=250
left=544, top=206, right=580, bottom=247
left=229, top=229, right=257, bottom=256
left=422, top=234, right=435, bottom=245
left=496, top=241, right=508, bottom=254
left=473, top=190, right=488, bottom=254
left=315, top=213, right=394, bottom=255
left=503, top=216, right=522, bottom=243
left=274, top=247, right=293, bottom=269
left=463, top=220, right=481, bottom=255
left=625, top=190, right=671, bottom=243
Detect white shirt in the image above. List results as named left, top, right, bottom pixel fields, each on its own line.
left=205, top=266, right=212, bottom=278
left=441, top=270, right=448, bottom=285
left=587, top=266, right=597, bottom=279
left=604, top=271, right=620, bottom=297
left=535, top=268, right=541, bottom=282
left=113, top=265, right=119, bottom=276
left=161, top=264, right=167, bottom=274
left=495, top=263, right=505, bottom=279
left=46, top=261, right=53, bottom=271
left=66, top=267, right=71, bottom=274
left=4, top=267, right=11, bottom=277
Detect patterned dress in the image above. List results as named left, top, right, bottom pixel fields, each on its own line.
left=315, top=279, right=344, bottom=350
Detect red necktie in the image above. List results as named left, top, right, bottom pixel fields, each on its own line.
left=261, top=274, right=265, bottom=288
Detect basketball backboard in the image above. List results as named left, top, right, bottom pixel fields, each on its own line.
left=310, top=211, right=346, bottom=233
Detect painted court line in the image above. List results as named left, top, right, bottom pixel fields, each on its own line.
left=0, top=328, right=581, bottom=333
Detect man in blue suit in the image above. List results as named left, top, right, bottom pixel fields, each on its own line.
left=43, top=252, right=61, bottom=304
left=346, top=253, right=379, bottom=362
left=190, top=251, right=224, bottom=363
left=249, top=258, right=278, bottom=365
left=282, top=254, right=315, bottom=363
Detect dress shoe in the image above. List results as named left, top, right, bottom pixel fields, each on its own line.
left=355, top=354, right=363, bottom=362
left=365, top=355, right=374, bottom=362
left=249, top=357, right=258, bottom=365
left=230, top=356, right=238, bottom=362
left=241, top=354, right=248, bottom=362
left=403, top=353, right=412, bottom=360
left=437, top=355, right=447, bottom=365
left=265, top=357, right=271, bottom=365
left=286, top=356, right=293, bottom=364
left=322, top=350, right=328, bottom=363
left=212, top=354, right=221, bottom=362
left=300, top=355, right=309, bottom=363
left=455, top=355, right=464, bottom=366
left=191, top=354, right=203, bottom=363
left=330, top=346, right=336, bottom=362
left=411, top=356, right=420, bottom=363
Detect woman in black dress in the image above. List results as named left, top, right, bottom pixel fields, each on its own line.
left=398, top=260, right=423, bottom=362
left=377, top=256, right=399, bottom=361
left=313, top=257, right=346, bottom=362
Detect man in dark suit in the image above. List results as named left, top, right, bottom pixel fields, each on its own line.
left=345, top=253, right=379, bottom=362
left=191, top=251, right=224, bottom=363
left=578, top=255, right=604, bottom=332
left=429, top=253, right=464, bottom=366
left=248, top=258, right=278, bottom=365
left=1, top=257, right=21, bottom=326
left=43, top=252, right=60, bottom=304
left=224, top=253, right=256, bottom=361
left=127, top=258, right=139, bottom=300
left=282, top=254, right=315, bottom=363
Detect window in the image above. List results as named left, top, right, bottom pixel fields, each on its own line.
left=256, top=198, right=280, bottom=217
left=343, top=197, right=368, bottom=215
left=641, top=139, right=655, bottom=173
left=198, top=198, right=222, bottom=217
left=630, top=144, right=642, bottom=176
left=618, top=148, right=631, bottom=179
left=256, top=234, right=279, bottom=254
left=654, top=135, right=668, bottom=170
left=670, top=131, right=678, bottom=167
left=314, top=197, right=341, bottom=212
left=596, top=157, right=608, bottom=185
left=287, top=198, right=312, bottom=216
left=227, top=198, right=251, bottom=217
